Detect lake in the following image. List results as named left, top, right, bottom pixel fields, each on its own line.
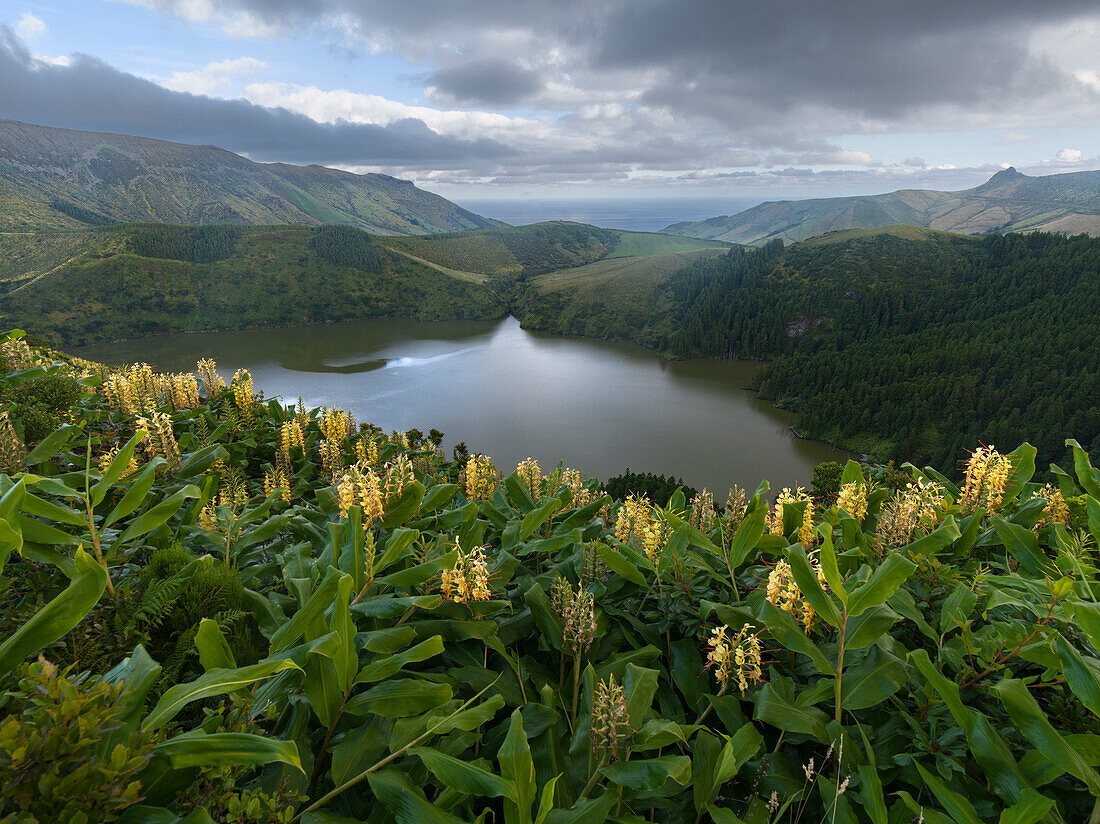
left=77, top=316, right=845, bottom=494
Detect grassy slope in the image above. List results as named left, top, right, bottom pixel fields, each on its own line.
left=0, top=229, right=98, bottom=287
left=0, top=224, right=508, bottom=346
left=517, top=247, right=729, bottom=346
left=663, top=167, right=1100, bottom=245
left=0, top=118, right=502, bottom=235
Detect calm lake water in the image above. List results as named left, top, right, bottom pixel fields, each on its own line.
left=78, top=316, right=845, bottom=493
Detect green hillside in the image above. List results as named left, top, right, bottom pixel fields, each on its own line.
left=662, top=228, right=1100, bottom=468
left=518, top=247, right=729, bottom=345
left=0, top=224, right=508, bottom=346
left=663, top=167, right=1100, bottom=245
left=0, top=221, right=730, bottom=347
left=0, top=118, right=503, bottom=235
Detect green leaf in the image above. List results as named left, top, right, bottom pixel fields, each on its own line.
left=1068, top=439, right=1100, bottom=498
left=1002, top=443, right=1037, bottom=504
left=104, top=460, right=164, bottom=528
left=344, top=678, right=453, bottom=718
left=998, top=789, right=1055, bottom=824
left=992, top=517, right=1053, bottom=577
left=100, top=644, right=162, bottom=736
left=914, top=764, right=982, bottom=824
left=366, top=768, right=469, bottom=824
left=413, top=746, right=515, bottom=800
left=117, top=484, right=201, bottom=543
left=597, top=543, right=646, bottom=586
left=26, top=424, right=80, bottom=466
left=142, top=660, right=300, bottom=731
left=787, top=544, right=841, bottom=628
left=381, top=481, right=425, bottom=528
left=499, top=709, right=536, bottom=824
left=194, top=618, right=237, bottom=672
left=845, top=551, right=916, bottom=617
left=0, top=548, right=106, bottom=678
left=726, top=506, right=765, bottom=570
left=817, top=523, right=846, bottom=605
left=991, top=677, right=1100, bottom=795
left=840, top=645, right=907, bottom=711
left=845, top=605, right=898, bottom=650
left=752, top=683, right=829, bottom=742
left=154, top=732, right=303, bottom=772
left=542, top=793, right=618, bottom=824
left=1074, top=602, right=1100, bottom=654
left=622, top=664, right=660, bottom=730
left=375, top=550, right=457, bottom=588
left=757, top=599, right=836, bottom=675
left=601, top=755, right=690, bottom=791
left=90, top=432, right=144, bottom=505
left=1052, top=632, right=1100, bottom=717
left=270, top=567, right=341, bottom=652
left=534, top=774, right=561, bottom=824
left=355, top=635, right=444, bottom=684
left=902, top=514, right=961, bottom=556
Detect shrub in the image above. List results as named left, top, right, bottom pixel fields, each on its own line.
left=0, top=658, right=158, bottom=823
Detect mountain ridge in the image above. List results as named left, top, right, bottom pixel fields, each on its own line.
left=662, top=167, right=1100, bottom=245
left=0, top=118, right=502, bottom=235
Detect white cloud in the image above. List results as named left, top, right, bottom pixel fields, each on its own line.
left=242, top=81, right=543, bottom=143
left=998, top=131, right=1035, bottom=144
left=33, top=53, right=71, bottom=67
left=161, top=56, right=266, bottom=95
left=1076, top=70, right=1100, bottom=92
left=1056, top=147, right=1083, bottom=162
left=15, top=12, right=46, bottom=39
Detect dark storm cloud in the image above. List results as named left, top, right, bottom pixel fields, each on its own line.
left=145, top=0, right=1099, bottom=129
left=423, top=59, right=544, bottom=106
left=0, top=27, right=510, bottom=167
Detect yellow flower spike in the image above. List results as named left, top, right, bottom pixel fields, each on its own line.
left=836, top=482, right=868, bottom=521
left=464, top=454, right=499, bottom=501
left=441, top=545, right=493, bottom=604
left=516, top=457, right=544, bottom=498
left=960, top=445, right=1013, bottom=515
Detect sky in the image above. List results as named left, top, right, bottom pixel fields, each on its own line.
left=1, top=1, right=1098, bottom=200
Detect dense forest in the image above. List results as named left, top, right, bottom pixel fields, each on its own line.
left=664, top=229, right=1100, bottom=469
left=4, top=333, right=1100, bottom=822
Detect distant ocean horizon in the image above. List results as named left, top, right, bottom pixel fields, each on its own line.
left=454, top=197, right=762, bottom=233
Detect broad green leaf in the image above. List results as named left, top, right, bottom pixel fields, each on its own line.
left=854, top=722, right=887, bottom=824
left=1002, top=443, right=1037, bottom=503
left=846, top=551, right=916, bottom=617
left=375, top=550, right=457, bottom=588
left=601, top=755, right=690, bottom=791
left=0, top=548, right=106, bottom=677
left=841, top=645, right=908, bottom=710
left=714, top=723, right=763, bottom=786
left=845, top=604, right=898, bottom=650
left=1067, top=439, right=1100, bottom=498
left=1052, top=632, right=1100, bottom=717
left=344, top=678, right=453, bottom=718
left=331, top=715, right=392, bottom=786
left=542, top=793, right=618, bottom=824
left=366, top=768, right=469, bottom=824
left=142, top=660, right=300, bottom=731
left=534, top=774, right=561, bottom=824
left=1074, top=602, right=1100, bottom=654
left=757, top=599, right=836, bottom=675
left=26, top=424, right=80, bottom=466
left=154, top=732, right=303, bottom=772
left=998, top=789, right=1055, bottom=824
left=91, top=432, right=144, bottom=505
left=19, top=490, right=85, bottom=527
left=194, top=618, right=237, bottom=672
left=270, top=567, right=341, bottom=652
left=380, top=481, right=425, bottom=528
left=726, top=506, right=765, bottom=570
left=499, top=709, right=536, bottom=824
left=817, top=523, right=846, bottom=605
left=902, top=514, right=961, bottom=557
left=992, top=517, right=1052, bottom=577
left=622, top=664, right=660, bottom=729
left=787, top=544, right=841, bottom=628
left=413, top=746, right=515, bottom=800
left=915, top=764, right=982, bottom=824
left=100, top=644, right=162, bottom=735
left=355, top=635, right=444, bottom=684
left=752, top=683, right=829, bottom=742
left=991, top=677, right=1100, bottom=795
left=117, top=484, right=201, bottom=543
left=597, top=543, right=646, bottom=586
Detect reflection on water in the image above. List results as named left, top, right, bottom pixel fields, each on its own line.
left=78, top=316, right=846, bottom=492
